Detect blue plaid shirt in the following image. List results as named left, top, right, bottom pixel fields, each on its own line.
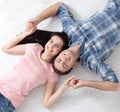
left=57, top=0, right=120, bottom=82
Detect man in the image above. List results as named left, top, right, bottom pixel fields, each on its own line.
left=26, top=0, right=120, bottom=91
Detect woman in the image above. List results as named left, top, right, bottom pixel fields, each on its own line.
left=0, top=27, right=73, bottom=112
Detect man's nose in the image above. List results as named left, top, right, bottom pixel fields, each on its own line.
left=62, top=57, right=68, bottom=62
left=63, top=54, right=70, bottom=61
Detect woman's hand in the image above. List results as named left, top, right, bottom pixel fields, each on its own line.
left=25, top=18, right=38, bottom=34
left=62, top=76, right=76, bottom=89
left=21, top=21, right=37, bottom=37
left=17, top=24, right=35, bottom=39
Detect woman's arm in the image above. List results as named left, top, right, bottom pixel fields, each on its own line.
left=2, top=27, right=34, bottom=55
left=43, top=76, right=74, bottom=108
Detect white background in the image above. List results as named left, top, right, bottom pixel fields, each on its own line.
left=0, top=0, right=120, bottom=112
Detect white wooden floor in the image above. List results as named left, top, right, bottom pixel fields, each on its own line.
left=0, top=0, right=120, bottom=112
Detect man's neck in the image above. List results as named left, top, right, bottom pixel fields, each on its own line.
left=69, top=44, right=80, bottom=51
left=69, top=44, right=80, bottom=57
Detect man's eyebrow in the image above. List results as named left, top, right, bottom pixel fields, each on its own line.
left=56, top=59, right=60, bottom=63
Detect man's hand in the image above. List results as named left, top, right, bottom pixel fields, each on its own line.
left=69, top=78, right=85, bottom=89
left=26, top=18, right=38, bottom=34
left=21, top=20, right=37, bottom=37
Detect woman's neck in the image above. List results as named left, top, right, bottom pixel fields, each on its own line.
left=40, top=52, right=52, bottom=63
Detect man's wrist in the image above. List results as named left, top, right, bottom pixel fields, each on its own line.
left=34, top=16, right=41, bottom=24
left=81, top=80, right=88, bottom=87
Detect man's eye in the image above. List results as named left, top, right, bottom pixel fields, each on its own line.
left=57, top=59, right=61, bottom=63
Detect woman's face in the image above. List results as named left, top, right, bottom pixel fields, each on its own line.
left=44, top=35, right=64, bottom=57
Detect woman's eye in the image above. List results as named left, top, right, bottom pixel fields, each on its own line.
left=55, top=44, right=60, bottom=48
left=49, top=40, right=53, bottom=43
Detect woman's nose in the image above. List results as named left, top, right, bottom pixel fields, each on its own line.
left=50, top=44, right=54, bottom=49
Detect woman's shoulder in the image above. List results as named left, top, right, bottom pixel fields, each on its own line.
left=26, top=43, right=43, bottom=50
left=48, top=64, right=59, bottom=82
left=24, top=43, right=43, bottom=55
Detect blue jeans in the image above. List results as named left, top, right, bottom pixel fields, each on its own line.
left=0, top=93, right=15, bottom=112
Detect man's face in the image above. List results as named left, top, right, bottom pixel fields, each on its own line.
left=54, top=49, right=78, bottom=72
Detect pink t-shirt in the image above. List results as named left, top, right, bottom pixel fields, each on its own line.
left=0, top=43, right=58, bottom=108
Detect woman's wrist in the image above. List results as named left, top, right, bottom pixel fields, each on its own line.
left=61, top=83, right=69, bottom=90
left=16, top=31, right=28, bottom=40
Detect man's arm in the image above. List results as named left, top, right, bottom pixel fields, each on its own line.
left=70, top=79, right=119, bottom=91
left=69, top=60, right=119, bottom=91
left=26, top=2, right=63, bottom=31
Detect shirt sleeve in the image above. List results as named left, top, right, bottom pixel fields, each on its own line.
left=114, top=0, right=120, bottom=9
left=93, top=60, right=119, bottom=83
left=48, top=71, right=59, bottom=83
left=56, top=4, right=76, bottom=28
left=25, top=43, right=43, bottom=53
